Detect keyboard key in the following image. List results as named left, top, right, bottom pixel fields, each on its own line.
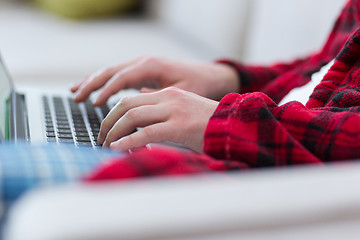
left=75, top=132, right=90, bottom=137
left=74, top=123, right=86, bottom=128
left=75, top=136, right=91, bottom=142
left=58, top=133, right=74, bottom=139
left=56, top=120, right=70, bottom=125
left=55, top=112, right=66, bottom=116
left=72, top=113, right=83, bottom=117
left=55, top=116, right=68, bottom=121
left=45, top=121, right=54, bottom=127
left=74, top=127, right=88, bottom=132
left=46, top=132, right=56, bottom=138
left=88, top=114, right=99, bottom=119
left=100, top=105, right=110, bottom=118
left=57, top=124, right=70, bottom=129
left=46, top=137, right=56, bottom=142
left=57, top=128, right=72, bottom=134
left=77, top=142, right=93, bottom=147
left=73, top=119, right=85, bottom=123
left=58, top=138, right=75, bottom=144
left=91, top=129, right=100, bottom=135
left=45, top=120, right=53, bottom=125
left=45, top=126, right=55, bottom=132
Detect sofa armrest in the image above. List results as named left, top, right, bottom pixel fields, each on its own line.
left=5, top=163, right=360, bottom=240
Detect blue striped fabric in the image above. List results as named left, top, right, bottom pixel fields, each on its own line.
left=0, top=143, right=122, bottom=207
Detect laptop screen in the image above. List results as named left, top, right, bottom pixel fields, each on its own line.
left=0, top=56, right=13, bottom=141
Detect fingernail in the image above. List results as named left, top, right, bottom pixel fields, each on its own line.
left=140, top=87, right=156, bottom=93
left=97, top=134, right=105, bottom=144
left=140, top=87, right=149, bottom=93
left=94, top=99, right=101, bottom=106
left=110, top=141, right=120, bottom=150
left=102, top=140, right=109, bottom=148
left=70, top=82, right=78, bottom=89
left=110, top=138, right=126, bottom=150
left=73, top=92, right=80, bottom=100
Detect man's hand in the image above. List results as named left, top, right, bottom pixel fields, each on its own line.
left=98, top=87, right=218, bottom=153
left=71, top=56, right=239, bottom=105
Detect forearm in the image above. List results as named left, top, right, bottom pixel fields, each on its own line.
left=216, top=55, right=316, bottom=94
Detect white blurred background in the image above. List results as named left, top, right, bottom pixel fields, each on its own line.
left=0, top=0, right=347, bottom=84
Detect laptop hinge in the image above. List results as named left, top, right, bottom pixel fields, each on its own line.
left=10, top=92, right=30, bottom=142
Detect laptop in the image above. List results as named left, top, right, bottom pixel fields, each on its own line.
left=0, top=54, right=134, bottom=148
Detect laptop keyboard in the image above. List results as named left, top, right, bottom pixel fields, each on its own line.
left=42, top=96, right=110, bottom=148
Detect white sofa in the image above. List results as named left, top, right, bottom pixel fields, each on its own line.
left=5, top=164, right=360, bottom=240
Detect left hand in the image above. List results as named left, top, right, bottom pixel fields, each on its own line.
left=98, top=87, right=219, bottom=153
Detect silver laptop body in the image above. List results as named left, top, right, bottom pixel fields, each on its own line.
left=0, top=54, right=134, bottom=148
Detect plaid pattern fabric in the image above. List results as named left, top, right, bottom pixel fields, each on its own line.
left=85, top=146, right=245, bottom=181
left=0, top=143, right=120, bottom=207
left=86, top=0, right=360, bottom=181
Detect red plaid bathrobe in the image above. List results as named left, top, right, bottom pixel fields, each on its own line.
left=87, top=0, right=360, bottom=181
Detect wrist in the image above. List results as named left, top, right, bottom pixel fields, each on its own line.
left=218, top=63, right=241, bottom=91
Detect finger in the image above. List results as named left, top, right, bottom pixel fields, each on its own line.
left=98, top=93, right=162, bottom=144
left=74, top=59, right=138, bottom=103
left=102, top=105, right=168, bottom=148
left=71, top=72, right=96, bottom=92
left=171, top=81, right=195, bottom=94
left=74, top=68, right=117, bottom=102
left=109, top=123, right=170, bottom=151
left=139, top=80, right=185, bottom=94
left=94, top=60, right=161, bottom=106
left=140, top=87, right=159, bottom=93
left=70, top=79, right=86, bottom=93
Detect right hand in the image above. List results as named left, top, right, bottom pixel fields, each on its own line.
left=70, top=56, right=239, bottom=106
left=98, top=87, right=219, bottom=153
